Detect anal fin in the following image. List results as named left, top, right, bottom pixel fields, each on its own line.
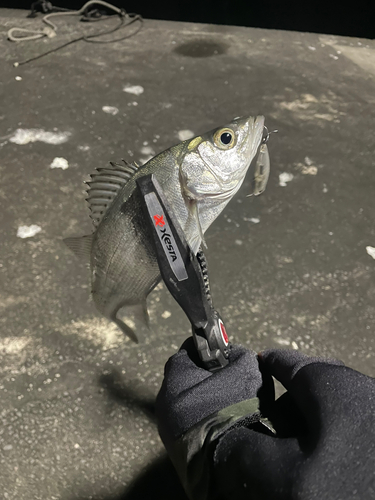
left=112, top=316, right=139, bottom=344
left=113, top=302, right=150, bottom=344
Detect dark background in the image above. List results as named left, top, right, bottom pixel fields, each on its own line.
left=2, top=0, right=375, bottom=39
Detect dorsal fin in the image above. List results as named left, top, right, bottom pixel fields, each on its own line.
left=86, top=159, right=139, bottom=228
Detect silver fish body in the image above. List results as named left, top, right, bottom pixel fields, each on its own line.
left=65, top=115, right=267, bottom=342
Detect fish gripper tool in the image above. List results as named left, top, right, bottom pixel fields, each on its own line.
left=136, top=174, right=230, bottom=372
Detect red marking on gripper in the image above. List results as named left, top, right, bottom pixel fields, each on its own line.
left=220, top=320, right=229, bottom=345
left=154, top=214, right=165, bottom=227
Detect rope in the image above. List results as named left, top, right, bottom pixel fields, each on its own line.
left=42, top=0, right=123, bottom=32
left=8, top=1, right=143, bottom=67
left=8, top=26, right=56, bottom=42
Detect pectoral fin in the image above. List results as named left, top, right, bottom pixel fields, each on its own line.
left=179, top=164, right=207, bottom=249
left=189, top=199, right=207, bottom=249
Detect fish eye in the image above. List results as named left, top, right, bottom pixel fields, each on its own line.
left=213, top=128, right=236, bottom=150
left=221, top=132, right=232, bottom=144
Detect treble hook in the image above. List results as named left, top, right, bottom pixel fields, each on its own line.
left=262, top=126, right=278, bottom=144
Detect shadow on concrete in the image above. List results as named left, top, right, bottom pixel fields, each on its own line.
left=71, top=455, right=188, bottom=500
left=99, top=370, right=156, bottom=422
left=72, top=455, right=188, bottom=500
left=173, top=39, right=228, bottom=58
left=121, top=456, right=188, bottom=500
left=72, top=371, right=188, bottom=500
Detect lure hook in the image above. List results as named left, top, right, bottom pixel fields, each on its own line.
left=262, top=126, right=278, bottom=144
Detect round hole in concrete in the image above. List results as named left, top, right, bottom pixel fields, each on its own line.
left=174, top=39, right=227, bottom=58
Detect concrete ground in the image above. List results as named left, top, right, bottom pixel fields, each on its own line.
left=0, top=8, right=374, bottom=500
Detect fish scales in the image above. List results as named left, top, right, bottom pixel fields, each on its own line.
left=92, top=151, right=182, bottom=309
left=64, top=115, right=269, bottom=342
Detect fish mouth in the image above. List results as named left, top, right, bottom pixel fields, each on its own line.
left=237, top=115, right=265, bottom=170
left=236, top=115, right=265, bottom=149
left=205, top=182, right=243, bottom=201
left=233, top=114, right=265, bottom=130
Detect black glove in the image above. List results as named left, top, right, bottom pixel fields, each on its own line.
left=156, top=338, right=273, bottom=500
left=213, top=349, right=375, bottom=500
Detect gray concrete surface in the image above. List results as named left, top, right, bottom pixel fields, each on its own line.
left=0, top=8, right=374, bottom=500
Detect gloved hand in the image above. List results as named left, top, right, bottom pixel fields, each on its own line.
left=156, top=338, right=274, bottom=500
left=213, top=349, right=375, bottom=500
left=156, top=337, right=273, bottom=452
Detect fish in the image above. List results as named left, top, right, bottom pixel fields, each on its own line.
left=64, top=115, right=268, bottom=342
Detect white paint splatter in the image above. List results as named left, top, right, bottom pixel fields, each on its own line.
left=102, top=106, right=119, bottom=115
left=301, top=166, right=318, bottom=175
left=15, top=76, right=22, bottom=81
left=279, top=94, right=318, bottom=113
left=279, top=172, right=294, bottom=186
left=50, top=157, right=69, bottom=170
left=17, top=225, right=41, bottom=238
left=123, top=85, right=144, bottom=96
left=274, top=338, right=290, bottom=346
left=366, top=246, right=375, bottom=260
left=244, top=217, right=260, bottom=224
left=235, top=240, right=243, bottom=245
left=161, top=311, right=171, bottom=319
left=140, top=146, right=155, bottom=156
left=323, top=184, right=328, bottom=193
left=295, top=157, right=319, bottom=175
left=9, top=129, right=71, bottom=145
left=178, top=129, right=194, bottom=141
left=308, top=46, right=316, bottom=51
left=291, top=341, right=299, bottom=350
left=78, top=145, right=90, bottom=151
left=127, top=101, right=138, bottom=107
left=329, top=54, right=339, bottom=60
left=0, top=336, right=31, bottom=354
